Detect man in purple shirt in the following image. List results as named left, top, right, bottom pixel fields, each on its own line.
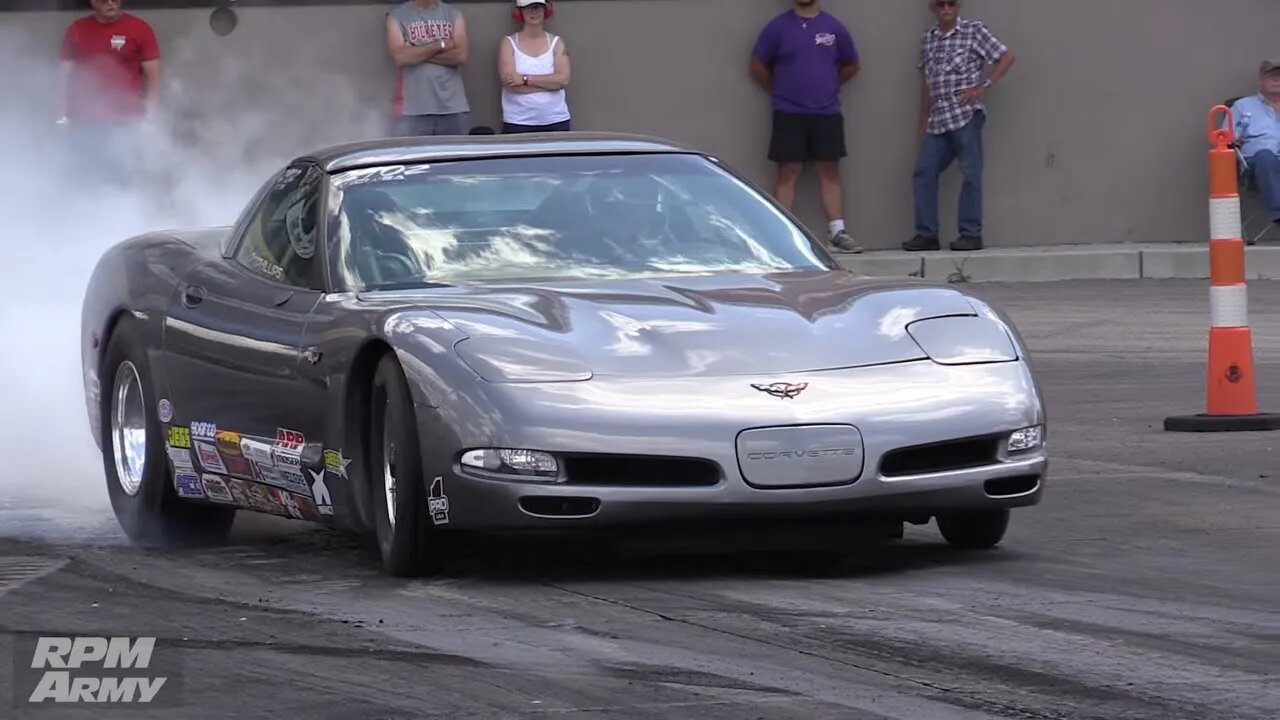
left=750, top=0, right=862, bottom=253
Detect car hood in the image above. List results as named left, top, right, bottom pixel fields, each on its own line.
left=372, top=270, right=982, bottom=379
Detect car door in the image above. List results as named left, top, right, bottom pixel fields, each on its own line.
left=160, top=162, right=329, bottom=511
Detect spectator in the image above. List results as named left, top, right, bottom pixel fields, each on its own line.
left=385, top=0, right=471, bottom=136
left=499, top=0, right=572, bottom=134
left=1231, top=60, right=1280, bottom=228
left=903, top=0, right=1015, bottom=253
left=56, top=0, right=160, bottom=180
left=750, top=0, right=862, bottom=254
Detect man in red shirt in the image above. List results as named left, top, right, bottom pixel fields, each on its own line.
left=56, top=0, right=160, bottom=181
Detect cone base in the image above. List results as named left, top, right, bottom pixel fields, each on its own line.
left=1164, top=412, right=1280, bottom=432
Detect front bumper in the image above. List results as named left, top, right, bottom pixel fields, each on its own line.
left=420, top=358, right=1047, bottom=530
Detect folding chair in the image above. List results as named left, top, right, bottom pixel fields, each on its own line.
left=1219, top=96, right=1275, bottom=245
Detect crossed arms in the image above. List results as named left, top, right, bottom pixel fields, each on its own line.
left=498, top=36, right=571, bottom=93
left=385, top=12, right=470, bottom=68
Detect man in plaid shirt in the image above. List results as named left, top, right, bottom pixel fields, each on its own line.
left=903, top=0, right=1015, bottom=252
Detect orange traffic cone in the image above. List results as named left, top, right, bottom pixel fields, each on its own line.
left=1166, top=105, right=1280, bottom=432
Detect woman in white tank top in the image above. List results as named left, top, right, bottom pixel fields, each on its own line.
left=498, top=0, right=572, bottom=133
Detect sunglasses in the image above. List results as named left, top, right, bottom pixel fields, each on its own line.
left=935, top=1, right=958, bottom=7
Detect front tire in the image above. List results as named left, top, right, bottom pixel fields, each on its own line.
left=368, top=353, right=439, bottom=577
left=101, top=319, right=236, bottom=546
left=937, top=509, right=1010, bottom=550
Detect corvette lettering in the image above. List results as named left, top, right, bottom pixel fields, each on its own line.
left=747, top=448, right=859, bottom=461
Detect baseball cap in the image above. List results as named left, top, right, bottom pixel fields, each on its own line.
left=1261, top=59, right=1280, bottom=74
left=515, top=0, right=547, bottom=6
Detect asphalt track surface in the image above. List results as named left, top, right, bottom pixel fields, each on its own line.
left=2, top=279, right=1278, bottom=719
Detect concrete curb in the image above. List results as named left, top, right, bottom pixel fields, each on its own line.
left=838, top=243, right=1280, bottom=283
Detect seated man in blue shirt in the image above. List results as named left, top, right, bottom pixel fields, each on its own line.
left=1231, top=60, right=1280, bottom=226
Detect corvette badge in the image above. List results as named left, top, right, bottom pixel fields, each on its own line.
left=751, top=382, right=808, bottom=399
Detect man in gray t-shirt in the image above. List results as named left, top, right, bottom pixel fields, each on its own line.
left=385, top=0, right=471, bottom=136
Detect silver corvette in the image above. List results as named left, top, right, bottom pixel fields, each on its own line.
left=80, top=132, right=1047, bottom=576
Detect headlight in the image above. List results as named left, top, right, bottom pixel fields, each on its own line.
left=460, top=448, right=560, bottom=481
left=1007, top=425, right=1044, bottom=452
left=906, top=315, right=1019, bottom=365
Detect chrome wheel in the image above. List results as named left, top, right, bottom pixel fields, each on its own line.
left=110, top=361, right=147, bottom=497
left=382, top=402, right=398, bottom=529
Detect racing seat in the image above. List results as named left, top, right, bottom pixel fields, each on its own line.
left=1220, top=96, right=1276, bottom=245
left=341, top=188, right=423, bottom=287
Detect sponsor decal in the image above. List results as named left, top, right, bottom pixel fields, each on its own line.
left=272, top=447, right=301, bottom=469
left=214, top=431, right=250, bottom=478
left=15, top=635, right=179, bottom=706
left=275, top=428, right=304, bottom=452
left=189, top=421, right=217, bottom=440
left=272, top=489, right=304, bottom=519
left=275, top=467, right=310, bottom=494
left=814, top=32, right=836, bottom=46
left=226, top=480, right=254, bottom=509
left=200, top=475, right=234, bottom=504
left=166, top=426, right=191, bottom=449
left=174, top=473, right=205, bottom=499
left=307, top=468, right=333, bottom=515
left=240, top=437, right=275, bottom=467
left=242, top=483, right=282, bottom=514
left=247, top=253, right=283, bottom=281
left=156, top=399, right=173, bottom=424
left=428, top=476, right=450, bottom=526
left=193, top=441, right=227, bottom=475
left=110, top=34, right=126, bottom=51
left=324, top=449, right=351, bottom=479
left=215, top=431, right=242, bottom=457
left=750, top=381, right=809, bottom=399
left=166, top=447, right=196, bottom=475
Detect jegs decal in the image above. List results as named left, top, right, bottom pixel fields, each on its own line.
left=428, top=476, right=450, bottom=526
left=194, top=440, right=227, bottom=475
left=167, top=426, right=191, bottom=449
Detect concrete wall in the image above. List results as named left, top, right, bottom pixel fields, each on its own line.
left=3, top=0, right=1276, bottom=249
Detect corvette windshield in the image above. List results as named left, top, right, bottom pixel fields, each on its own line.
left=328, top=153, right=831, bottom=289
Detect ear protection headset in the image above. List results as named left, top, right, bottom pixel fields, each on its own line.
left=513, top=1, right=554, bottom=23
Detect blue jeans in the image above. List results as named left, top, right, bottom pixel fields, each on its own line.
left=1247, top=150, right=1280, bottom=222
left=913, top=110, right=985, bottom=238
left=389, top=112, right=471, bottom=137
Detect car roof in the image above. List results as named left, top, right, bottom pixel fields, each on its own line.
left=295, top=131, right=704, bottom=173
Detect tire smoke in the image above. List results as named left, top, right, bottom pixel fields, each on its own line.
left=0, top=16, right=386, bottom=541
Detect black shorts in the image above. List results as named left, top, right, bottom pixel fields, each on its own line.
left=768, top=111, right=846, bottom=163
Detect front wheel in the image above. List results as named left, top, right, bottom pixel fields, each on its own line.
left=368, top=353, right=441, bottom=577
left=101, top=319, right=236, bottom=546
left=936, top=508, right=1010, bottom=550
